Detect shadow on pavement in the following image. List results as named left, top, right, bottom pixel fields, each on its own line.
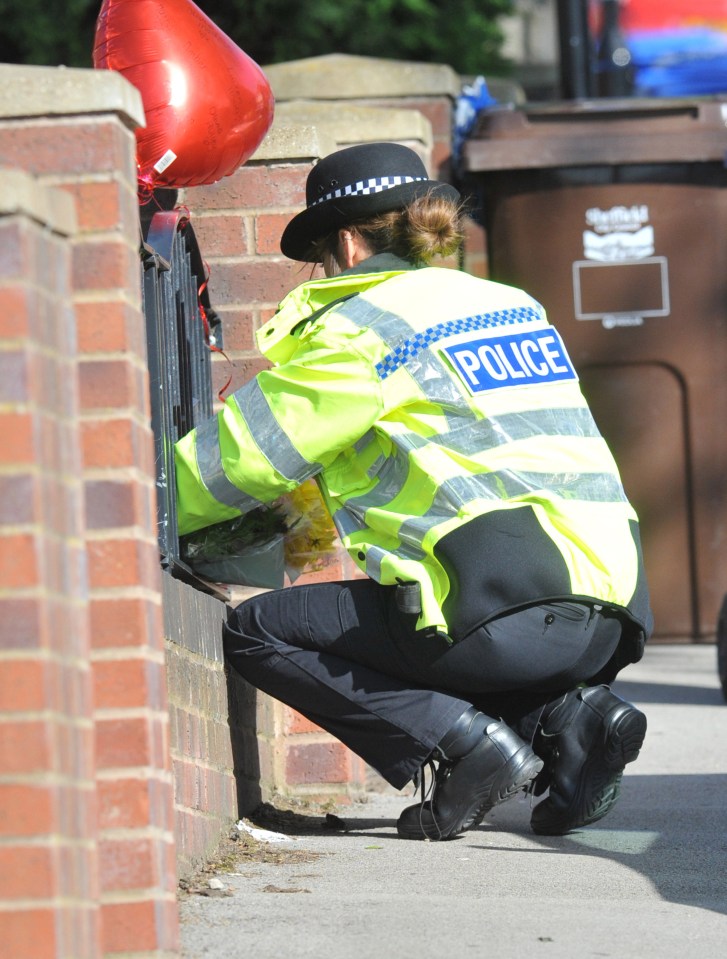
left=612, top=677, right=724, bottom=706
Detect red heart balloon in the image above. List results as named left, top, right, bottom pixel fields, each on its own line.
left=93, top=0, right=275, bottom=188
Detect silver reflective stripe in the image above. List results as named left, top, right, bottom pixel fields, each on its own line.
left=195, top=415, right=263, bottom=511
left=336, top=295, right=415, bottom=343
left=440, top=407, right=603, bottom=456
left=354, top=429, right=377, bottom=454
left=393, top=470, right=627, bottom=549
left=364, top=545, right=387, bottom=581
left=338, top=403, right=615, bottom=529
left=362, top=452, right=410, bottom=507
left=332, top=508, right=368, bottom=539
left=364, top=542, right=425, bottom=581
left=230, top=379, right=321, bottom=484
left=431, top=470, right=628, bottom=507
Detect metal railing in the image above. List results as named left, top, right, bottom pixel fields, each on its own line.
left=140, top=208, right=223, bottom=591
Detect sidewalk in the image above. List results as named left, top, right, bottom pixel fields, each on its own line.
left=179, top=644, right=727, bottom=959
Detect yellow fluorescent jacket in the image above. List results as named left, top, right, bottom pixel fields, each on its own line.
left=175, top=264, right=649, bottom=636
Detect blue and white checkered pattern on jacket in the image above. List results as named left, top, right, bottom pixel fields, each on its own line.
left=375, top=306, right=544, bottom=379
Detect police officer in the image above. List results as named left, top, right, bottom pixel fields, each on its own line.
left=175, top=142, right=652, bottom=840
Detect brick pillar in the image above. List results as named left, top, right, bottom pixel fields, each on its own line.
left=0, top=170, right=100, bottom=959
left=0, top=64, right=179, bottom=957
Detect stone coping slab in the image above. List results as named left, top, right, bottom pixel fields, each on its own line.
left=0, top=62, right=145, bottom=130
left=251, top=119, right=337, bottom=163
left=273, top=101, right=432, bottom=151
left=264, top=54, right=460, bottom=102
left=0, top=167, right=77, bottom=235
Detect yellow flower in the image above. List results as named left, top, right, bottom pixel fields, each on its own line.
left=280, top=480, right=339, bottom=577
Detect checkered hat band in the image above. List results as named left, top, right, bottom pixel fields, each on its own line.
left=375, top=306, right=544, bottom=380
left=310, top=175, right=429, bottom=207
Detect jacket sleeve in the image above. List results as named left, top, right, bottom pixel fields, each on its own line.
left=174, top=338, right=384, bottom=536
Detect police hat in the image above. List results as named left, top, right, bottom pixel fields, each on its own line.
left=280, top=142, right=461, bottom=262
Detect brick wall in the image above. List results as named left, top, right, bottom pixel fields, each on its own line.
left=0, top=66, right=178, bottom=957
left=0, top=170, right=99, bottom=959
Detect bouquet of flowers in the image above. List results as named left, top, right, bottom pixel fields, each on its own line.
left=180, top=479, right=339, bottom=588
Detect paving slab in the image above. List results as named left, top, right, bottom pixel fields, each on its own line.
left=180, top=643, right=727, bottom=959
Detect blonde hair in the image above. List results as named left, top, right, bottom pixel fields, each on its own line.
left=311, top=191, right=466, bottom=266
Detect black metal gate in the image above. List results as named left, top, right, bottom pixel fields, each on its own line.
left=140, top=208, right=223, bottom=591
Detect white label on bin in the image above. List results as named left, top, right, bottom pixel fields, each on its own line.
left=583, top=225, right=654, bottom=262
left=441, top=328, right=577, bottom=395
left=583, top=205, right=653, bottom=262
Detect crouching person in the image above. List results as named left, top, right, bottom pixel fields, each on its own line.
left=175, top=143, right=652, bottom=840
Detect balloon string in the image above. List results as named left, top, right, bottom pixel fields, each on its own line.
left=138, top=169, right=161, bottom=206
left=196, top=256, right=234, bottom=403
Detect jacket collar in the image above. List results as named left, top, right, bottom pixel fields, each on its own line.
left=340, top=253, right=420, bottom=276
left=256, top=256, right=417, bottom=364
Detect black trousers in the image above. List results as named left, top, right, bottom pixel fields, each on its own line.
left=223, top=579, right=623, bottom=789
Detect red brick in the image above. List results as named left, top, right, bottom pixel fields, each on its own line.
left=86, top=538, right=159, bottom=590
left=72, top=237, right=138, bottom=293
left=92, top=658, right=151, bottom=710
left=98, top=778, right=151, bottom=830
left=0, top=660, right=46, bottom=711
left=0, top=412, right=35, bottom=464
left=90, top=596, right=161, bottom=650
left=95, top=716, right=152, bottom=769
left=431, top=140, right=454, bottom=181
left=191, top=213, right=248, bottom=256
left=78, top=358, right=135, bottom=410
left=0, top=720, right=50, bottom=774
left=59, top=180, right=123, bottom=232
left=0, top=846, right=54, bottom=899
left=285, top=709, right=324, bottom=735
left=255, top=213, right=291, bottom=254
left=188, top=161, right=310, bottom=210
left=85, top=479, right=136, bottom=529
left=0, top=285, right=31, bottom=338
left=0, top=349, right=30, bottom=403
left=285, top=741, right=352, bottom=785
left=75, top=300, right=137, bottom=354
left=0, top=474, right=35, bottom=525
left=0, top=533, right=38, bottom=588
left=214, top=308, right=256, bottom=351
left=101, top=900, right=159, bottom=954
left=0, top=598, right=44, bottom=650
left=0, top=908, right=56, bottom=959
left=209, top=257, right=303, bottom=307
left=0, top=221, right=26, bottom=279
left=0, top=784, right=54, bottom=836
left=0, top=120, right=134, bottom=178
left=80, top=417, right=136, bottom=468
left=99, top=837, right=156, bottom=892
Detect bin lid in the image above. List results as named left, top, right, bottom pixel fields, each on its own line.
left=463, top=97, right=727, bottom=172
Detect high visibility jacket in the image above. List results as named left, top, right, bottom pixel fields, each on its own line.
left=175, top=256, right=651, bottom=640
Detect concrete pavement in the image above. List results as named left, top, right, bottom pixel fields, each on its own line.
left=179, top=643, right=727, bottom=958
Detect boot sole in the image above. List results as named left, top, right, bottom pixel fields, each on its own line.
left=398, top=747, right=544, bottom=841
left=531, top=702, right=647, bottom=836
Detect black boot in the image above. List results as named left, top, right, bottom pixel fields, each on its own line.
left=530, top=685, right=647, bottom=836
left=397, top=707, right=543, bottom=841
